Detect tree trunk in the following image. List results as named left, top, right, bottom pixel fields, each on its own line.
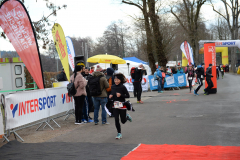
left=148, top=0, right=167, bottom=68
left=143, top=0, right=156, bottom=73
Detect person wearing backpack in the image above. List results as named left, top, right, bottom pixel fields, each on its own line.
left=57, top=68, right=68, bottom=82
left=133, top=64, right=143, bottom=103
left=89, top=65, right=109, bottom=125
left=70, top=65, right=87, bottom=124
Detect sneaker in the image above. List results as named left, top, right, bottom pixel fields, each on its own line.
left=204, top=92, right=209, bottom=95
left=160, top=91, right=163, bottom=93
left=137, top=101, right=140, bottom=103
left=116, top=133, right=122, bottom=139
left=82, top=119, right=87, bottom=123
left=126, top=113, right=132, bottom=122
left=194, top=90, right=199, bottom=96
left=88, top=119, right=94, bottom=123
left=95, top=122, right=98, bottom=125
left=102, top=122, right=110, bottom=125
left=139, top=100, right=144, bottom=104
left=75, top=122, right=83, bottom=125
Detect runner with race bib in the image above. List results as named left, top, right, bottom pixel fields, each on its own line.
left=187, top=64, right=195, bottom=93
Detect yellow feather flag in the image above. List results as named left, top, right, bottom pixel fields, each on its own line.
left=52, top=23, right=70, bottom=81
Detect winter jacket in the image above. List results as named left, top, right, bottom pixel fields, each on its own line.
left=70, top=72, right=87, bottom=97
left=206, top=67, right=212, bottom=79
left=196, top=67, right=204, bottom=78
left=177, top=68, right=183, bottom=74
left=92, top=71, right=109, bottom=97
left=134, top=68, right=143, bottom=82
left=157, top=67, right=162, bottom=78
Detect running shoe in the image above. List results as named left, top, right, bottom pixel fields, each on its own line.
left=116, top=133, right=122, bottom=139
left=204, top=92, right=209, bottom=95
left=88, top=119, right=94, bottom=123
left=139, top=100, right=144, bottom=104
left=126, top=113, right=132, bottom=122
left=102, top=122, right=110, bottom=125
left=160, top=91, right=163, bottom=93
left=82, top=119, right=87, bottom=123
left=95, top=122, right=98, bottom=125
left=137, top=101, right=140, bottom=103
left=75, top=122, right=84, bottom=125
left=194, top=90, right=199, bottom=96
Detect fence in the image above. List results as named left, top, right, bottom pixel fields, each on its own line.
left=1, top=87, right=74, bottom=142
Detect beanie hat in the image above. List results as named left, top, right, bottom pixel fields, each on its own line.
left=209, top=64, right=212, bottom=66
left=201, top=63, right=205, bottom=66
left=96, top=65, right=102, bottom=72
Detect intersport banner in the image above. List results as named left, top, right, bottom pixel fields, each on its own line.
left=0, top=0, right=44, bottom=89
left=5, top=87, right=73, bottom=130
left=66, top=36, right=75, bottom=71
left=52, top=23, right=70, bottom=80
left=180, top=41, right=194, bottom=65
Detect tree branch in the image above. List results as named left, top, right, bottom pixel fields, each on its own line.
left=122, top=0, right=143, bottom=11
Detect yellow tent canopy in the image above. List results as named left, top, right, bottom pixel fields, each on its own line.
left=87, top=54, right=126, bottom=64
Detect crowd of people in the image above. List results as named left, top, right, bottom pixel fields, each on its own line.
left=153, top=63, right=229, bottom=96
left=56, top=62, right=231, bottom=139
left=58, top=64, right=145, bottom=139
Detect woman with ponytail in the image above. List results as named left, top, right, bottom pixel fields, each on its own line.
left=70, top=65, right=87, bottom=124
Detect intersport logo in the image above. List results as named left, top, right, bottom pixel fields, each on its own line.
left=62, top=93, right=73, bottom=104
left=10, top=95, right=57, bottom=118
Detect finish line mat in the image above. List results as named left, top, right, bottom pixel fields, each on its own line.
left=121, top=144, right=240, bottom=160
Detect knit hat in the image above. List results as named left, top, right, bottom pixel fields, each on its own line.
left=95, top=65, right=102, bottom=72
left=201, top=63, right=205, bottom=66
left=209, top=64, right=212, bottom=66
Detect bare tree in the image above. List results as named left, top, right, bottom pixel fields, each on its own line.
left=170, top=0, right=207, bottom=64
left=211, top=0, right=239, bottom=72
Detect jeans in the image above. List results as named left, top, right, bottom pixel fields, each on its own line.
left=93, top=97, right=108, bottom=123
left=133, top=82, right=142, bottom=101
left=157, top=78, right=162, bottom=92
left=82, top=97, right=88, bottom=121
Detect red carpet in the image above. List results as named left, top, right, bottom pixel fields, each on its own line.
left=122, top=144, right=240, bottom=160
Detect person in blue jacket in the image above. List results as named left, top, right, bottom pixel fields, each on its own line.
left=177, top=66, right=183, bottom=74
left=154, top=66, right=163, bottom=93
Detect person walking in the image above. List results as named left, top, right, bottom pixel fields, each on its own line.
left=154, top=66, right=163, bottom=93
left=186, top=64, right=194, bottom=93
left=70, top=66, right=87, bottom=124
left=204, top=64, right=213, bottom=95
left=220, top=65, right=224, bottom=79
left=133, top=64, right=143, bottom=103
left=90, top=66, right=110, bottom=125
left=109, top=73, right=132, bottom=139
left=194, top=63, right=205, bottom=96
left=216, top=65, right=220, bottom=80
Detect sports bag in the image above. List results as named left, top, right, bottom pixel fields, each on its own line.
left=67, top=74, right=77, bottom=97
left=88, top=75, right=103, bottom=96
left=130, top=67, right=136, bottom=79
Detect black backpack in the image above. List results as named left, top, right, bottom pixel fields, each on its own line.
left=130, top=67, right=136, bottom=79
left=67, top=75, right=77, bottom=97
left=88, top=75, right=103, bottom=96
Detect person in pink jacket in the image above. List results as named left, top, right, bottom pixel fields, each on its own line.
left=70, top=65, right=87, bottom=124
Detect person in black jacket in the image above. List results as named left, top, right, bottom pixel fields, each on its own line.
left=84, top=67, right=94, bottom=120
left=194, top=63, right=205, bottom=96
left=109, top=73, right=132, bottom=139
left=133, top=64, right=143, bottom=103
left=186, top=64, right=195, bottom=93
left=57, top=68, right=68, bottom=82
left=204, top=64, right=213, bottom=95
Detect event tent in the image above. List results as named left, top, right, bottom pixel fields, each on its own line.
left=123, top=57, right=148, bottom=65
left=93, top=60, right=151, bottom=76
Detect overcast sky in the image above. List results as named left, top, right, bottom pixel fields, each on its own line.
left=0, top=0, right=221, bottom=52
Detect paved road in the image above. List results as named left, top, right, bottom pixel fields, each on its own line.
left=1, top=73, right=240, bottom=159
left=48, top=73, right=240, bottom=146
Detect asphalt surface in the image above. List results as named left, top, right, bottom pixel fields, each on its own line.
left=0, top=73, right=240, bottom=159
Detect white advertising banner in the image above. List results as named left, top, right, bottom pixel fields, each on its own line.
left=124, top=76, right=148, bottom=92
left=5, top=87, right=73, bottom=130
left=0, top=104, right=4, bottom=135
left=166, top=76, right=174, bottom=85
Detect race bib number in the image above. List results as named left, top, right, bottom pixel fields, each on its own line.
left=221, top=69, right=223, bottom=71
left=114, top=101, right=123, bottom=108
left=188, top=77, right=192, bottom=80
left=201, top=75, right=204, bottom=78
